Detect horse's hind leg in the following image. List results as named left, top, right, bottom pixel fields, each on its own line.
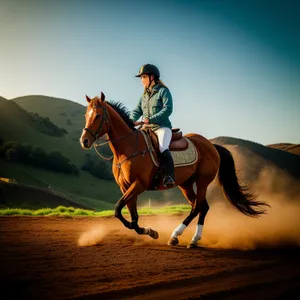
left=187, top=197, right=209, bottom=248
left=168, top=177, right=210, bottom=248
left=168, top=180, right=196, bottom=246
left=187, top=181, right=210, bottom=249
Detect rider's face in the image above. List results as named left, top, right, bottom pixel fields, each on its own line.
left=140, top=74, right=153, bottom=88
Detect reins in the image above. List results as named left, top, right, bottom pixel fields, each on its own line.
left=94, top=130, right=150, bottom=169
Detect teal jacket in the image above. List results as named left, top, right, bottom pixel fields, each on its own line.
left=130, top=84, right=173, bottom=129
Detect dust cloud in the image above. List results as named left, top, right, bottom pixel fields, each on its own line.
left=78, top=226, right=116, bottom=246
left=77, top=217, right=191, bottom=247
left=201, top=196, right=300, bottom=250
left=201, top=146, right=300, bottom=250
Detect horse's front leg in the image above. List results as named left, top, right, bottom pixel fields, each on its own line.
left=115, top=180, right=158, bottom=239
left=127, top=198, right=159, bottom=239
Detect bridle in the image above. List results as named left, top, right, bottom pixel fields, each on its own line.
left=83, top=103, right=110, bottom=140
left=82, top=102, right=151, bottom=168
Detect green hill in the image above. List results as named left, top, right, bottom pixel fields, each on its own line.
left=0, top=96, right=85, bottom=166
left=13, top=95, right=85, bottom=142
left=0, top=180, right=93, bottom=210
left=0, top=97, right=121, bottom=208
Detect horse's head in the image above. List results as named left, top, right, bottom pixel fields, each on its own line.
left=80, top=92, right=109, bottom=149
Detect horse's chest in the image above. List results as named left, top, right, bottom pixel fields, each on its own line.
left=112, top=161, right=134, bottom=187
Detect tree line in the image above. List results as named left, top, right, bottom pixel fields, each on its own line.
left=29, top=112, right=68, bottom=136
left=0, top=136, right=115, bottom=180
left=82, top=153, right=113, bottom=180
left=0, top=138, right=78, bottom=175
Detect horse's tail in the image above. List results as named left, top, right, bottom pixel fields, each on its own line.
left=213, top=144, right=269, bottom=217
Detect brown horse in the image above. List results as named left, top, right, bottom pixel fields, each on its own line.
left=80, top=93, right=269, bottom=248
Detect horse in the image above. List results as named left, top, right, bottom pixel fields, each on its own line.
left=80, top=92, right=269, bottom=248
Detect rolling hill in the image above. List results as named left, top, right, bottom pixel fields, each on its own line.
left=0, top=96, right=86, bottom=167
left=0, top=96, right=122, bottom=209
left=13, top=95, right=86, bottom=143
left=267, top=143, right=300, bottom=156
left=0, top=180, right=92, bottom=210
left=210, top=136, right=300, bottom=201
left=211, top=136, right=300, bottom=180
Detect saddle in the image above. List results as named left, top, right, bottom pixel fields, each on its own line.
left=143, top=126, right=188, bottom=153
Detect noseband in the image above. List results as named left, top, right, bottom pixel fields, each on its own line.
left=83, top=104, right=109, bottom=140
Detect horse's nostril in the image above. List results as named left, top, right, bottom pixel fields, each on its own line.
left=83, top=139, right=88, bottom=146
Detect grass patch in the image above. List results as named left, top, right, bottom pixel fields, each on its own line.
left=34, top=208, right=53, bottom=215
left=0, top=205, right=190, bottom=217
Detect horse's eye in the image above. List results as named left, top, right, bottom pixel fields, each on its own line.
left=95, top=114, right=101, bottom=119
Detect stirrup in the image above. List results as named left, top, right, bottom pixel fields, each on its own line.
left=163, top=175, right=175, bottom=187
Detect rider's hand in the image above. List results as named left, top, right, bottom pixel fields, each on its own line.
left=144, top=118, right=150, bottom=124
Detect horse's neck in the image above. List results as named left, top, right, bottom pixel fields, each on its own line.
left=106, top=107, right=135, bottom=157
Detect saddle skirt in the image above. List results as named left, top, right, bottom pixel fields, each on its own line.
left=140, top=128, right=198, bottom=168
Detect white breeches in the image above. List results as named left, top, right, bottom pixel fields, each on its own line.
left=155, top=127, right=172, bottom=153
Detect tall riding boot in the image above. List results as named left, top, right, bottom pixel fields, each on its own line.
left=160, top=150, right=175, bottom=187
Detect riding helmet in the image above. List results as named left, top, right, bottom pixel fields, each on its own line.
left=135, top=64, right=160, bottom=78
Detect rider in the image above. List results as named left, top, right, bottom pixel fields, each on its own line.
left=130, top=63, right=175, bottom=187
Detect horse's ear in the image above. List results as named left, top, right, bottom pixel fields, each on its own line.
left=86, top=95, right=91, bottom=103
left=100, top=92, right=105, bottom=102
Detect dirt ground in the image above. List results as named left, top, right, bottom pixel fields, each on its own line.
left=1, top=215, right=300, bottom=300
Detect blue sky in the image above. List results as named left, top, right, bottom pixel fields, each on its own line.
left=0, top=0, right=299, bottom=145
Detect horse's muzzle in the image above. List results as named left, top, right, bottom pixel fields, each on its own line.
left=83, top=138, right=89, bottom=148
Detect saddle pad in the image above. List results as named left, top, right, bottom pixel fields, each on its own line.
left=140, top=130, right=198, bottom=168
left=171, top=138, right=198, bottom=167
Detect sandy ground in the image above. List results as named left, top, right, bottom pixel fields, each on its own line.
left=0, top=215, right=300, bottom=300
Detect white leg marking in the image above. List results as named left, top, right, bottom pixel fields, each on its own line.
left=191, top=224, right=203, bottom=243
left=171, top=223, right=187, bottom=238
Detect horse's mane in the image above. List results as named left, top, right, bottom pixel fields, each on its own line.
left=107, top=101, right=136, bottom=131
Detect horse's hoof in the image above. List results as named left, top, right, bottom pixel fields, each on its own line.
left=168, top=237, right=179, bottom=246
left=187, top=242, right=197, bottom=249
left=148, top=228, right=159, bottom=239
